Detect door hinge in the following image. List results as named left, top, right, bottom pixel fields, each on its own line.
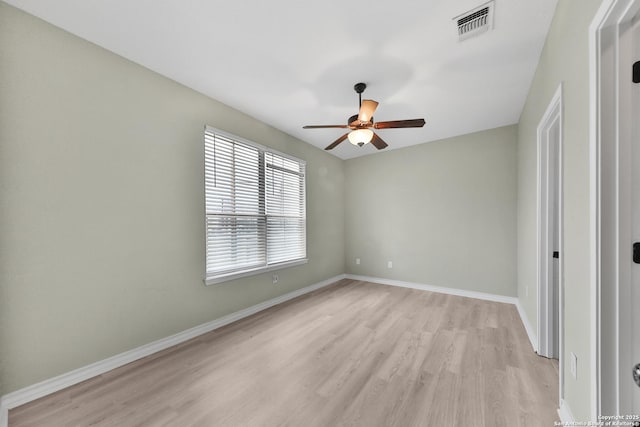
left=634, top=242, right=640, bottom=264
left=634, top=61, right=640, bottom=83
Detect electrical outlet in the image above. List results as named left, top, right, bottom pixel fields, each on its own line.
left=387, top=261, right=393, bottom=269
left=570, top=352, right=577, bottom=379
left=356, top=258, right=360, bottom=265
left=272, top=274, right=278, bottom=284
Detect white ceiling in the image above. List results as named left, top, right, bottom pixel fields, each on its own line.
left=6, top=0, right=558, bottom=159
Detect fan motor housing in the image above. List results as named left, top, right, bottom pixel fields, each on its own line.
left=348, top=114, right=373, bottom=127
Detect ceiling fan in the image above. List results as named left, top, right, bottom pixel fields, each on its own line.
left=303, top=82, right=426, bottom=151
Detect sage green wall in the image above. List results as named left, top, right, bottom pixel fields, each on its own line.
left=0, top=3, right=345, bottom=396
left=517, top=0, right=602, bottom=420
left=345, top=125, right=517, bottom=297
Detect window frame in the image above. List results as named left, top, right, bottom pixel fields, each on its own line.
left=204, top=126, right=307, bottom=285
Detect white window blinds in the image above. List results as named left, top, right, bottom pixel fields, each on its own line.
left=205, top=127, right=306, bottom=284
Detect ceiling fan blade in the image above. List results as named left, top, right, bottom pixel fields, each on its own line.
left=325, top=133, right=349, bottom=150
left=358, top=100, right=379, bottom=123
left=374, top=119, right=426, bottom=129
left=303, top=124, right=349, bottom=129
left=370, top=133, right=388, bottom=150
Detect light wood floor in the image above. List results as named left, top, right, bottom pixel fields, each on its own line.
left=9, top=279, right=559, bottom=427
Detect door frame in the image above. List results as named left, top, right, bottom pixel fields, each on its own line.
left=590, top=0, right=640, bottom=417
left=537, top=84, right=564, bottom=397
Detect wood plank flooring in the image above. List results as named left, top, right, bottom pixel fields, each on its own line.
left=9, top=279, right=559, bottom=427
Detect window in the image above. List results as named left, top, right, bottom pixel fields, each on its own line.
left=204, top=126, right=306, bottom=284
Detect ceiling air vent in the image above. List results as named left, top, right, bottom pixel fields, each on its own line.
left=454, top=1, right=494, bottom=41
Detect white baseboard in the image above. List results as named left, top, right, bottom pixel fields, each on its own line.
left=516, top=300, right=539, bottom=352
left=0, top=274, right=345, bottom=427
left=345, top=274, right=518, bottom=305
left=558, top=399, right=575, bottom=424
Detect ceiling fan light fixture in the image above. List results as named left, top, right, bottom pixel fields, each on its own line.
left=348, top=129, right=373, bottom=146
left=303, top=82, right=425, bottom=151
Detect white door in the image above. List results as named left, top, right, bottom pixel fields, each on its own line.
left=632, top=11, right=640, bottom=416
left=594, top=0, right=640, bottom=416
left=536, top=85, right=563, bottom=363
left=550, top=120, right=560, bottom=361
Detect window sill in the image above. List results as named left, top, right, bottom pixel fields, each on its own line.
left=204, top=258, right=308, bottom=286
